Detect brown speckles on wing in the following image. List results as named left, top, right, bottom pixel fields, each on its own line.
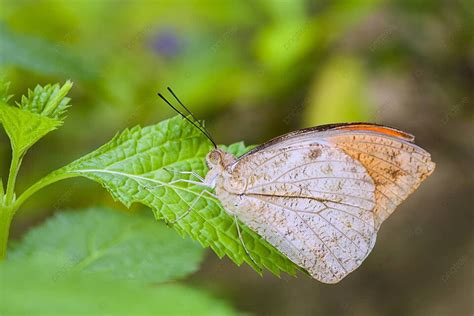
left=308, top=147, right=322, bottom=160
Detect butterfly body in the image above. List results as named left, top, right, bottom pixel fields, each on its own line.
left=204, top=123, right=435, bottom=284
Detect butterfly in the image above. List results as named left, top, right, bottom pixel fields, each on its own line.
left=159, top=88, right=435, bottom=284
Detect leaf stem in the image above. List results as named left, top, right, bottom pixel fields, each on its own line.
left=5, top=149, right=22, bottom=205
left=0, top=205, right=14, bottom=259
left=0, top=149, right=23, bottom=259
left=13, top=171, right=77, bottom=212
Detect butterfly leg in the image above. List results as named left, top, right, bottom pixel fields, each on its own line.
left=134, top=179, right=211, bottom=223
left=133, top=176, right=215, bottom=224
left=163, top=167, right=205, bottom=183
left=138, top=178, right=208, bottom=190
left=168, top=189, right=217, bottom=224
left=136, top=182, right=176, bottom=224
left=234, top=215, right=259, bottom=268
left=168, top=179, right=207, bottom=187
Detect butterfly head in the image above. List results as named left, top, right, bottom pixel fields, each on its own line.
left=204, top=149, right=236, bottom=188
left=206, top=148, right=236, bottom=168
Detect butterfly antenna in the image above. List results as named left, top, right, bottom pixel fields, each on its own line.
left=157, top=92, right=218, bottom=148
left=166, top=87, right=217, bottom=147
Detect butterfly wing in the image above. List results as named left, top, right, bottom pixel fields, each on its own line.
left=218, top=124, right=434, bottom=283
left=323, top=125, right=435, bottom=226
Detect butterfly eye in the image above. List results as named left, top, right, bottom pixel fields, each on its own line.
left=207, top=150, right=221, bottom=166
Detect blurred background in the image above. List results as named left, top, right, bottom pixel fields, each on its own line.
left=0, top=0, right=472, bottom=315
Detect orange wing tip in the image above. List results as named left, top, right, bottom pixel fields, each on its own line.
left=333, top=124, right=415, bottom=142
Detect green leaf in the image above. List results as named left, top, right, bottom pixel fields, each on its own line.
left=0, top=81, right=73, bottom=155
left=0, top=261, right=237, bottom=316
left=52, top=115, right=299, bottom=277
left=10, top=207, right=205, bottom=283
left=0, top=101, right=61, bottom=154
left=18, top=81, right=73, bottom=121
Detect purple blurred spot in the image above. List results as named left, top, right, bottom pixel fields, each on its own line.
left=151, top=29, right=181, bottom=58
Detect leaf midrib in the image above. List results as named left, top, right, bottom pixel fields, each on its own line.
left=73, top=222, right=140, bottom=272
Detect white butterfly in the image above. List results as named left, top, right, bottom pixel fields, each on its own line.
left=159, top=89, right=435, bottom=284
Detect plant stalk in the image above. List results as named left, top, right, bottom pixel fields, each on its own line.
left=0, top=167, right=75, bottom=259
left=0, top=149, right=23, bottom=259
left=5, top=149, right=22, bottom=205
left=0, top=206, right=14, bottom=259
left=13, top=172, right=77, bottom=213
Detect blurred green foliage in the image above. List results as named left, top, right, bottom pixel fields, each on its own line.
left=304, top=56, right=372, bottom=125
left=2, top=236, right=235, bottom=315
left=9, top=207, right=206, bottom=283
